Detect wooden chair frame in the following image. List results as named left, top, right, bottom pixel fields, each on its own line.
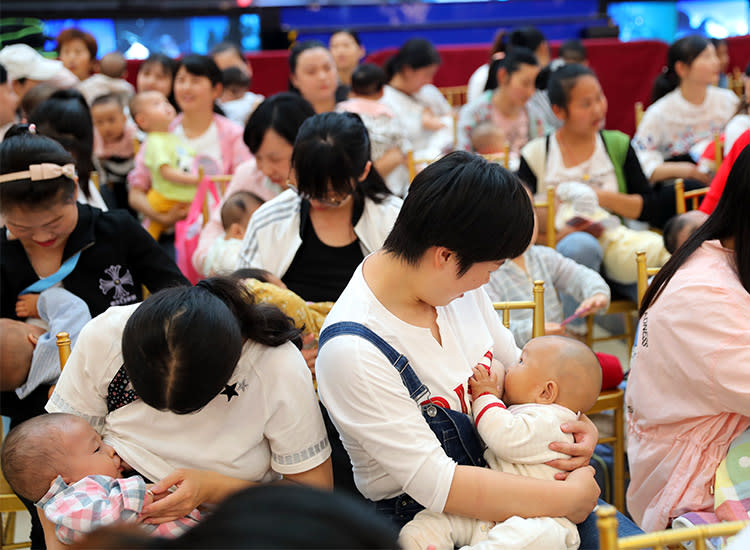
left=634, top=102, right=644, bottom=129
left=635, top=250, right=661, bottom=309
left=492, top=280, right=546, bottom=339
left=674, top=178, right=710, bottom=215
left=597, top=505, right=750, bottom=550
left=587, top=389, right=626, bottom=512
left=438, top=85, right=468, bottom=108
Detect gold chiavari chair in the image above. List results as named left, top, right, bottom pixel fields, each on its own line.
left=492, top=280, right=546, bottom=339
left=597, top=505, right=750, bottom=550
left=674, top=178, right=710, bottom=215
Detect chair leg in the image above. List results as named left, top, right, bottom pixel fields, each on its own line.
left=614, top=403, right=626, bottom=513
left=585, top=314, right=595, bottom=348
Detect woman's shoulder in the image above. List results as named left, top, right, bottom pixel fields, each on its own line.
left=708, top=86, right=741, bottom=107
left=212, top=113, right=244, bottom=136
left=236, top=340, right=309, bottom=381
left=367, top=193, right=403, bottom=213
left=246, top=189, right=301, bottom=229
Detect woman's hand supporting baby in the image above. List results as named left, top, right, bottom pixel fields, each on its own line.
left=141, top=469, right=252, bottom=524
left=546, top=414, right=599, bottom=478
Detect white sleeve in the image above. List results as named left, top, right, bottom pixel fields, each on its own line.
left=467, top=65, right=488, bottom=104
left=257, top=343, right=330, bottom=475
left=472, top=396, right=572, bottom=464
left=45, top=307, right=132, bottom=432
left=724, top=115, right=750, bottom=156
left=316, top=334, right=457, bottom=512
left=632, top=108, right=665, bottom=179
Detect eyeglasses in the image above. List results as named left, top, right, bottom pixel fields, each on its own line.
left=287, top=181, right=353, bottom=208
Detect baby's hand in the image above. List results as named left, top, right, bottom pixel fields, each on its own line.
left=15, top=294, right=39, bottom=318
left=421, top=109, right=446, bottom=131
left=469, top=365, right=500, bottom=398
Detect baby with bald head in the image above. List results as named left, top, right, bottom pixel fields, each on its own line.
left=0, top=319, right=46, bottom=391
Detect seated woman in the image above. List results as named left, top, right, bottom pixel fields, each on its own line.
left=192, top=93, right=316, bottom=276
left=632, top=35, right=738, bottom=188
left=128, top=55, right=251, bottom=246
left=235, top=111, right=401, bottom=304
left=45, top=278, right=332, bottom=545
left=380, top=38, right=454, bottom=161
left=316, top=151, right=641, bottom=549
left=518, top=64, right=671, bottom=302
left=288, top=41, right=345, bottom=114
left=457, top=47, right=548, bottom=159
left=329, top=29, right=366, bottom=89
left=627, top=146, right=750, bottom=532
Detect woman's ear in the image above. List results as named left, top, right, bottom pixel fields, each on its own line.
left=497, top=67, right=509, bottom=86
left=212, top=82, right=224, bottom=102
left=674, top=60, right=689, bottom=81
left=538, top=380, right=559, bottom=404
left=551, top=104, right=566, bottom=122
left=357, top=160, right=372, bottom=182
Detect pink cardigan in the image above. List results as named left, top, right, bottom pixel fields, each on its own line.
left=626, top=240, right=750, bottom=532
left=127, top=113, right=250, bottom=192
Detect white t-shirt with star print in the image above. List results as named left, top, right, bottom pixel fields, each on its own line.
left=47, top=303, right=329, bottom=484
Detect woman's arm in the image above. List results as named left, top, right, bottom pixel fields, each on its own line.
left=373, top=147, right=406, bottom=178
left=444, top=464, right=599, bottom=524
left=648, top=162, right=711, bottom=185
left=595, top=189, right=644, bottom=220
left=283, top=457, right=333, bottom=490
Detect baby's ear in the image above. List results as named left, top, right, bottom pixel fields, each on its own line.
left=226, top=222, right=245, bottom=240
left=538, top=380, right=559, bottom=404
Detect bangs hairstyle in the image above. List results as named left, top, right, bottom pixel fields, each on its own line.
left=140, top=53, right=178, bottom=80
left=0, top=127, right=77, bottom=213
left=640, top=145, right=750, bottom=316
left=178, top=54, right=223, bottom=86
left=548, top=63, right=596, bottom=109
left=384, top=38, right=441, bottom=80
left=56, top=28, right=97, bottom=59
left=243, top=92, right=315, bottom=154
left=122, top=278, right=301, bottom=414
left=384, top=151, right=533, bottom=275
left=291, top=111, right=391, bottom=204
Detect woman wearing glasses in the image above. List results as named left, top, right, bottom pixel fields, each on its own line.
left=236, top=111, right=401, bottom=303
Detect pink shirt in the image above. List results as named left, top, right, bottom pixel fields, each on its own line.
left=626, top=240, right=750, bottom=532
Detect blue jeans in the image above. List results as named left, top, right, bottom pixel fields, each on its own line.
left=557, top=232, right=604, bottom=330
left=578, top=501, right=643, bottom=549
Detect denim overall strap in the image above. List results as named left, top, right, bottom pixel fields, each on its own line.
left=319, top=322, right=430, bottom=404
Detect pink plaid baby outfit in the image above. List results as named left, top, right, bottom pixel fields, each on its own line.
left=37, top=475, right=201, bottom=544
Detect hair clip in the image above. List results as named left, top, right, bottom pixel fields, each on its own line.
left=28, top=123, right=37, bottom=135
left=0, top=163, right=76, bottom=184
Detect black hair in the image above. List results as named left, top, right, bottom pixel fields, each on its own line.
left=350, top=63, right=387, bottom=96
left=230, top=268, right=273, bottom=282
left=90, top=93, right=123, bottom=110
left=28, top=89, right=95, bottom=199
left=651, top=35, right=711, bottom=103
left=548, top=63, right=596, bottom=110
left=140, top=53, right=178, bottom=79
left=74, top=484, right=399, bottom=550
left=331, top=29, right=362, bottom=47
left=661, top=213, right=704, bottom=255
left=711, top=37, right=728, bottom=49
left=221, top=66, right=250, bottom=89
left=383, top=151, right=533, bottom=275
left=243, top=92, right=315, bottom=154
left=220, top=190, right=264, bottom=230
left=559, top=39, right=587, bottom=64
left=0, top=63, right=7, bottom=85
left=640, top=145, right=750, bottom=316
left=484, top=47, right=538, bottom=92
left=210, top=42, right=245, bottom=59
left=292, top=111, right=391, bottom=206
left=508, top=26, right=547, bottom=55
left=384, top=38, right=441, bottom=80
left=122, top=277, right=302, bottom=414
left=288, top=40, right=330, bottom=90
left=176, top=54, right=224, bottom=115
left=0, top=126, right=77, bottom=213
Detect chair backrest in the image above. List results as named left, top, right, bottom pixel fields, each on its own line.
left=438, top=85, right=469, bottom=108
left=493, top=280, right=546, bottom=338
left=635, top=251, right=661, bottom=309
left=534, top=186, right=557, bottom=248
left=634, top=102, right=644, bottom=129
left=674, top=178, right=710, bottom=215
left=596, top=505, right=750, bottom=550
left=90, top=170, right=100, bottom=191
left=406, top=151, right=441, bottom=183
left=713, top=131, right=723, bottom=171
left=481, top=143, right=512, bottom=170
left=56, top=332, right=71, bottom=370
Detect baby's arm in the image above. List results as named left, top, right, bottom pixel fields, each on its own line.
left=470, top=368, right=574, bottom=465
left=159, top=164, right=201, bottom=186
left=42, top=476, right=147, bottom=544
left=421, top=107, right=446, bottom=131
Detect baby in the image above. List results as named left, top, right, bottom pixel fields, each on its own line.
left=336, top=63, right=411, bottom=196
left=218, top=67, right=263, bottom=126
left=1, top=413, right=200, bottom=545
left=662, top=210, right=708, bottom=253
left=201, top=191, right=264, bottom=277
left=400, top=336, right=602, bottom=550
left=91, top=93, right=137, bottom=212
left=1, top=288, right=91, bottom=398
left=470, top=122, right=506, bottom=156
left=130, top=90, right=200, bottom=240
left=78, top=52, right=135, bottom=106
